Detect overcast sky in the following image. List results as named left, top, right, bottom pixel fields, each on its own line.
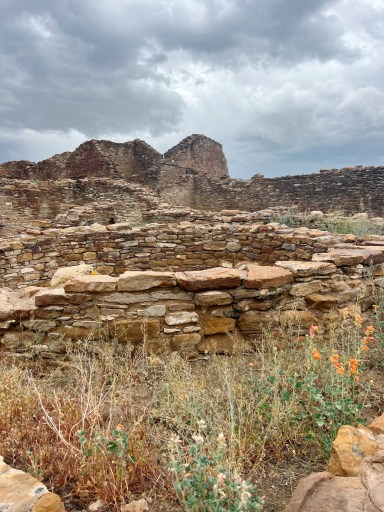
left=1, top=0, right=384, bottom=178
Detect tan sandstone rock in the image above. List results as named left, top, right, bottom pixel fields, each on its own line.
left=171, top=333, right=201, bottom=350
left=240, top=263, right=293, bottom=289
left=194, top=291, right=233, bottom=306
left=306, top=293, right=339, bottom=311
left=117, top=271, right=175, bottom=291
left=284, top=471, right=365, bottom=512
left=176, top=268, right=241, bottom=291
left=275, top=260, right=336, bottom=277
left=369, top=413, right=384, bottom=435
left=0, top=456, right=66, bottom=512
left=32, top=493, right=66, bottom=512
left=50, top=264, right=93, bottom=287
left=108, top=319, right=161, bottom=343
left=64, top=275, right=117, bottom=293
left=165, top=312, right=199, bottom=325
left=201, top=315, right=236, bottom=335
left=328, top=425, right=378, bottom=477
left=198, top=334, right=234, bottom=354
left=237, top=311, right=277, bottom=334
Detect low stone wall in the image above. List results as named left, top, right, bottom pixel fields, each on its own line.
left=0, top=222, right=349, bottom=289
left=1, top=249, right=383, bottom=358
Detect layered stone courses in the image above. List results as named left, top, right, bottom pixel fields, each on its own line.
left=1, top=249, right=382, bottom=357
left=0, top=222, right=351, bottom=289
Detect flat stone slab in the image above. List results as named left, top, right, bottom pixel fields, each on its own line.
left=34, top=288, right=70, bottom=306
left=284, top=472, right=365, bottom=512
left=64, top=275, right=117, bottom=293
left=240, top=263, right=293, bottom=289
left=194, top=291, right=233, bottom=306
left=176, top=268, right=241, bottom=291
left=312, top=248, right=384, bottom=266
left=117, top=271, right=175, bottom=291
left=275, top=260, right=336, bottom=277
left=0, top=455, right=66, bottom=511
left=0, top=289, right=36, bottom=321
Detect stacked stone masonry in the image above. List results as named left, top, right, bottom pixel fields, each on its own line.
left=1, top=239, right=384, bottom=358
left=1, top=135, right=384, bottom=221
left=0, top=222, right=356, bottom=288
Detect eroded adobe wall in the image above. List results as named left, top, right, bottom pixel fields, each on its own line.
left=0, top=223, right=343, bottom=288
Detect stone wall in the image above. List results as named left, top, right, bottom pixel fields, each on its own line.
left=163, top=134, right=229, bottom=180
left=0, top=222, right=348, bottom=288
left=0, top=178, right=159, bottom=236
left=1, top=251, right=382, bottom=358
left=1, top=134, right=384, bottom=216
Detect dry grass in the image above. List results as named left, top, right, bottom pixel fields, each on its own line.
left=0, top=308, right=383, bottom=511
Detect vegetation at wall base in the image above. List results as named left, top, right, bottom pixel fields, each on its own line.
left=0, top=305, right=383, bottom=511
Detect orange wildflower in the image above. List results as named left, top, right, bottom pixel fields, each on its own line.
left=309, top=325, right=319, bottom=338
left=355, top=376, right=360, bottom=382
left=248, top=362, right=255, bottom=368
left=354, top=313, right=363, bottom=327
left=329, top=354, right=341, bottom=368
left=365, top=325, right=375, bottom=335
left=373, top=305, right=380, bottom=311
left=312, top=348, right=321, bottom=360
left=116, top=424, right=124, bottom=430
left=348, top=358, right=358, bottom=375
left=336, top=366, right=345, bottom=374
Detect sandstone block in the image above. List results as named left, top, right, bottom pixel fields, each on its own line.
left=1, top=331, right=36, bottom=349
left=33, top=492, right=66, bottom=512
left=198, top=334, right=234, bottom=354
left=171, top=333, right=201, bottom=350
left=201, top=315, right=236, bottom=335
left=289, top=281, right=322, bottom=297
left=275, top=260, right=337, bottom=277
left=226, top=241, right=242, bottom=252
left=51, top=264, right=93, bottom=287
left=0, top=455, right=49, bottom=508
left=313, top=248, right=384, bottom=266
left=165, top=311, right=199, bottom=325
left=328, top=425, right=378, bottom=477
left=176, top=268, right=241, bottom=291
left=20, top=320, right=57, bottom=332
left=195, top=291, right=233, bottom=306
left=203, top=242, right=226, bottom=251
left=137, top=305, right=166, bottom=317
left=64, top=275, right=117, bottom=293
left=117, top=271, right=175, bottom=291
left=284, top=472, right=365, bottom=512
left=369, top=413, right=384, bottom=435
left=280, top=310, right=318, bottom=328
left=58, top=326, right=93, bottom=340
left=306, top=293, right=339, bottom=311
left=108, top=319, right=161, bottom=343
left=35, top=289, right=71, bottom=306
left=237, top=311, right=276, bottom=334
left=241, top=263, right=293, bottom=289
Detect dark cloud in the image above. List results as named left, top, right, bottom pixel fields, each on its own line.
left=0, top=0, right=383, bottom=177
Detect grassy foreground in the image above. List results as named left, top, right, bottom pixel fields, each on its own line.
left=0, top=305, right=383, bottom=511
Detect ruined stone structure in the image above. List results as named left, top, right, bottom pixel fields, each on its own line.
left=1, top=237, right=383, bottom=359
left=1, top=134, right=384, bottom=234
left=0, top=220, right=358, bottom=289
left=1, top=134, right=384, bottom=359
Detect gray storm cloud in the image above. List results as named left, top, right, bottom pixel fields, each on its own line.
left=0, top=0, right=384, bottom=177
